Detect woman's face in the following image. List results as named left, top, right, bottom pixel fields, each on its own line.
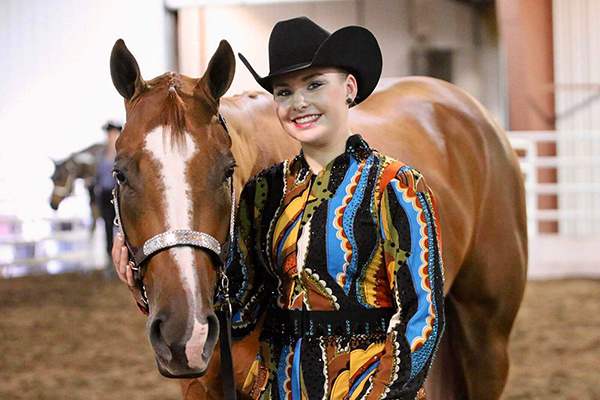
left=272, top=67, right=357, bottom=148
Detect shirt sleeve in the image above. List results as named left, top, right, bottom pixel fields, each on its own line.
left=369, top=167, right=445, bottom=400
left=224, top=175, right=271, bottom=340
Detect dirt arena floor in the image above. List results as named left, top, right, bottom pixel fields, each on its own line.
left=0, top=272, right=598, bottom=400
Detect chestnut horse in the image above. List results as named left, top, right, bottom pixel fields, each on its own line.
left=110, top=39, right=527, bottom=400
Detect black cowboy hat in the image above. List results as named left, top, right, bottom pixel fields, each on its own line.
left=238, top=16, right=382, bottom=104
left=102, top=120, right=123, bottom=132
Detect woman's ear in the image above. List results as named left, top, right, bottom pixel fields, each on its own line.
left=345, top=73, right=358, bottom=102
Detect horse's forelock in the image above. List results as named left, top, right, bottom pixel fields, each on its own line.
left=149, top=72, right=218, bottom=152
left=161, top=89, right=188, bottom=151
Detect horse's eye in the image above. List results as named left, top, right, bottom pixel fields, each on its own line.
left=224, top=163, right=236, bottom=181
left=113, top=170, right=126, bottom=185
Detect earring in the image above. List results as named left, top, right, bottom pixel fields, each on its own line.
left=346, top=97, right=353, bottom=105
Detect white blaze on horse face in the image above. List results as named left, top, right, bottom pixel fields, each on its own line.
left=144, top=127, right=209, bottom=370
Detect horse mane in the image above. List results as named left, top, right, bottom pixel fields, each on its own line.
left=161, top=72, right=187, bottom=150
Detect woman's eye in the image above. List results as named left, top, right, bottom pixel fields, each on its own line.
left=276, top=89, right=291, bottom=97
left=113, top=170, right=126, bottom=184
left=308, top=81, right=323, bottom=90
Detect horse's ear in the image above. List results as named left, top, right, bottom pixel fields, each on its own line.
left=198, top=40, right=235, bottom=102
left=110, top=39, right=146, bottom=100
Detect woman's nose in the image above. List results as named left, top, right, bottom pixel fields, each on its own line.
left=291, top=91, right=308, bottom=110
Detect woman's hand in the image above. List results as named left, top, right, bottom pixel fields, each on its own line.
left=111, top=233, right=135, bottom=287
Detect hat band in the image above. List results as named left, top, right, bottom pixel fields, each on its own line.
left=267, top=61, right=314, bottom=80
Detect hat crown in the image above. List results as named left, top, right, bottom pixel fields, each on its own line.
left=268, top=17, right=330, bottom=74
left=238, top=16, right=382, bottom=104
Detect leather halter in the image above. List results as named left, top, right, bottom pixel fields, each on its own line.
left=111, top=114, right=238, bottom=399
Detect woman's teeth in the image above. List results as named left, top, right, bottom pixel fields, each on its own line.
left=294, top=115, right=320, bottom=124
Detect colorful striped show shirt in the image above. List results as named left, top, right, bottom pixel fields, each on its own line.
left=226, top=133, right=445, bottom=400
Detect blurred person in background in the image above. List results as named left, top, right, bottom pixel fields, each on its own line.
left=97, top=121, right=121, bottom=273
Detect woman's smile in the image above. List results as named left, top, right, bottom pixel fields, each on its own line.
left=292, top=114, right=321, bottom=128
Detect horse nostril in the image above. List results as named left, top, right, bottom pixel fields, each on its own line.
left=204, top=313, right=219, bottom=353
left=149, top=316, right=173, bottom=362
left=150, top=317, right=162, bottom=340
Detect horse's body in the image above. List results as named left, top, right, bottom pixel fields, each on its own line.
left=50, top=143, right=105, bottom=230
left=110, top=40, right=527, bottom=400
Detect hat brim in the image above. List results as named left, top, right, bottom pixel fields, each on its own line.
left=239, top=25, right=382, bottom=104
left=102, top=122, right=122, bottom=131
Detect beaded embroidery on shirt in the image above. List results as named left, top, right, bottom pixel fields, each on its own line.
left=227, top=133, right=445, bottom=400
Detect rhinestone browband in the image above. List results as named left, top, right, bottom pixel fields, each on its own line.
left=142, top=229, right=221, bottom=258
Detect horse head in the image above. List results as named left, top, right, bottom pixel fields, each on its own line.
left=50, top=159, right=77, bottom=209
left=110, top=39, right=236, bottom=378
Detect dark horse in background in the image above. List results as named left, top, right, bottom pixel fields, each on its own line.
left=50, top=143, right=104, bottom=230
left=109, top=39, right=527, bottom=400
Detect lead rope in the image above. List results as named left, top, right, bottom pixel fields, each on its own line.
left=217, top=176, right=237, bottom=400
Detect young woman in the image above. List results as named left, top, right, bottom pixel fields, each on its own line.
left=114, top=16, right=444, bottom=400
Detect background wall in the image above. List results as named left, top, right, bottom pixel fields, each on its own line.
left=0, top=0, right=502, bottom=221
left=177, top=0, right=503, bottom=125
left=553, top=0, right=600, bottom=235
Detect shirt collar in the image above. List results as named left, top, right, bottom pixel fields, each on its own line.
left=292, top=133, right=373, bottom=177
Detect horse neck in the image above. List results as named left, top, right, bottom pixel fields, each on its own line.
left=73, top=143, right=106, bottom=179
left=220, top=93, right=299, bottom=187
left=83, top=143, right=105, bottom=156
left=220, top=95, right=272, bottom=180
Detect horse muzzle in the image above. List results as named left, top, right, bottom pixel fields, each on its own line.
left=147, top=311, right=220, bottom=379
left=49, top=195, right=62, bottom=210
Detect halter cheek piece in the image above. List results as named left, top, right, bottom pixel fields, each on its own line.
left=111, top=113, right=234, bottom=315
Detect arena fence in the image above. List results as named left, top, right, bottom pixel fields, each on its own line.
left=508, top=130, right=600, bottom=279
left=0, top=181, right=107, bottom=278
left=1, top=132, right=598, bottom=279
